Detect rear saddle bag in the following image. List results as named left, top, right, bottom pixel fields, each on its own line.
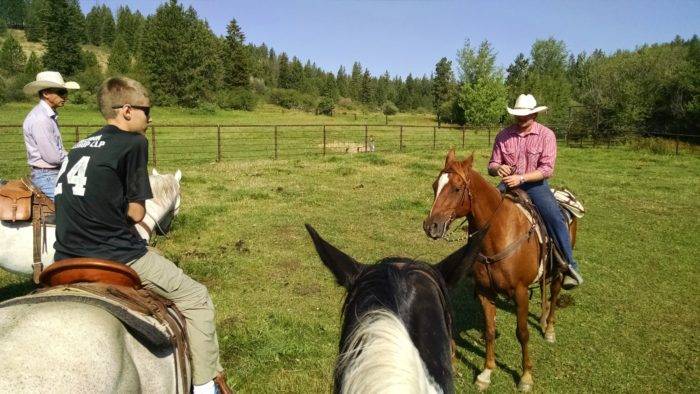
left=0, top=179, right=33, bottom=222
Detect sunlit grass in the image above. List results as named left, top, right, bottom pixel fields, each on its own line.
left=1, top=145, right=697, bottom=392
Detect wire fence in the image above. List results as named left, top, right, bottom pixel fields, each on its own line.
left=1, top=123, right=697, bottom=177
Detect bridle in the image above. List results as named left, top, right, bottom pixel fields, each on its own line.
left=439, top=168, right=504, bottom=241
left=135, top=195, right=180, bottom=239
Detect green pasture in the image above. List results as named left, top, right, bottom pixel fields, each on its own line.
left=1, top=102, right=500, bottom=176
left=0, top=136, right=698, bottom=392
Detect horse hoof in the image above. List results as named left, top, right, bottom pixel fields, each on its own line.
left=545, top=331, right=556, bottom=343
left=518, top=381, right=533, bottom=392
left=475, top=378, right=491, bottom=391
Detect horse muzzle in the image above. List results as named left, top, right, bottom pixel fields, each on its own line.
left=423, top=216, right=451, bottom=239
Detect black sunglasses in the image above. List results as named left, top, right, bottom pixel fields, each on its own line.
left=111, top=104, right=151, bottom=118
left=46, top=88, right=68, bottom=96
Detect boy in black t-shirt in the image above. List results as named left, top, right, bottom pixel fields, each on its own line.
left=54, top=77, right=231, bottom=394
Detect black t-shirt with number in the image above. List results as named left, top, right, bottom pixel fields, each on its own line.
left=54, top=125, right=153, bottom=263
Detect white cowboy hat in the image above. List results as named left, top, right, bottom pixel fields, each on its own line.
left=507, top=94, right=548, bottom=116
left=23, top=71, right=80, bottom=96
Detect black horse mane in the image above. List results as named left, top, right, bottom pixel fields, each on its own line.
left=342, top=257, right=449, bottom=316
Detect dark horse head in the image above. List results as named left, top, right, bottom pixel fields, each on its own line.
left=305, top=224, right=485, bottom=394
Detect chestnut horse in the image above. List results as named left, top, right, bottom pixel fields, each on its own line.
left=422, top=150, right=576, bottom=392
left=306, top=224, right=486, bottom=394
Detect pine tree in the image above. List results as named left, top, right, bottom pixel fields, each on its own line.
left=336, top=65, right=348, bottom=97
left=24, top=51, right=42, bottom=76
left=24, top=0, right=47, bottom=42
left=67, top=0, right=86, bottom=44
left=222, top=18, right=251, bottom=88
left=43, top=0, right=83, bottom=75
left=0, top=34, right=26, bottom=73
left=108, top=35, right=131, bottom=74
left=360, top=69, right=374, bottom=105
left=288, top=57, right=304, bottom=90
left=505, top=53, right=530, bottom=102
left=349, top=62, right=362, bottom=101
left=277, top=52, right=291, bottom=89
left=0, top=0, right=27, bottom=27
left=115, top=7, right=145, bottom=55
left=139, top=1, right=223, bottom=107
left=100, top=5, right=115, bottom=46
left=85, top=6, right=102, bottom=45
left=432, top=57, right=454, bottom=123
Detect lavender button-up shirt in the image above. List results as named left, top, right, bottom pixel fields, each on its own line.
left=23, top=100, right=67, bottom=169
left=488, top=122, right=557, bottom=178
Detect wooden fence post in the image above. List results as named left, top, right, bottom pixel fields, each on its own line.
left=74, top=126, right=79, bottom=143
left=323, top=125, right=327, bottom=156
left=433, top=126, right=436, bottom=150
left=399, top=126, right=403, bottom=152
left=274, top=126, right=278, bottom=160
left=151, top=126, right=157, bottom=167
left=216, top=125, right=221, bottom=162
left=488, top=128, right=491, bottom=146
left=461, top=126, right=465, bottom=148
left=676, top=136, right=680, bottom=155
left=364, top=125, right=368, bottom=152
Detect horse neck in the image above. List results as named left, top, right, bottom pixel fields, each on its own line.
left=465, top=169, right=507, bottom=231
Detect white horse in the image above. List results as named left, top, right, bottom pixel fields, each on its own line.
left=0, top=169, right=185, bottom=393
left=0, top=169, right=181, bottom=277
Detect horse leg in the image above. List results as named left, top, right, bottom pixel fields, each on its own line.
left=545, top=274, right=563, bottom=343
left=515, top=285, right=534, bottom=392
left=475, top=288, right=497, bottom=391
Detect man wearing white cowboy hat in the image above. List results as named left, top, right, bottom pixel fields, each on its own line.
left=22, top=71, right=80, bottom=200
left=488, top=93, right=584, bottom=288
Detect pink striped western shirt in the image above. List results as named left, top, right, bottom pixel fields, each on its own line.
left=488, top=122, right=557, bottom=178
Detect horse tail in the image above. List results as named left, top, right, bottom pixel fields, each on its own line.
left=336, top=309, right=441, bottom=394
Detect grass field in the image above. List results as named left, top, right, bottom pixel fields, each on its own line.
left=1, top=128, right=698, bottom=392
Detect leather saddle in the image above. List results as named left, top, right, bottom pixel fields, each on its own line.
left=0, top=178, right=55, bottom=283
left=503, top=188, right=573, bottom=277
left=26, top=258, right=193, bottom=393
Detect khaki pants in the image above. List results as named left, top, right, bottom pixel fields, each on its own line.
left=128, top=250, right=223, bottom=385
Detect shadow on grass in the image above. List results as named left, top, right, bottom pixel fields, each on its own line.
left=0, top=280, right=35, bottom=302
left=449, top=278, right=558, bottom=385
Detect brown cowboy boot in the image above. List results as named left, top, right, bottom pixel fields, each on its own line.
left=214, top=371, right=233, bottom=394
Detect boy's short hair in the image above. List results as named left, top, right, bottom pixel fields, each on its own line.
left=98, top=77, right=150, bottom=119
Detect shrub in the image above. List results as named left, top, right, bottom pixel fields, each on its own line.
left=337, top=97, right=354, bottom=110
left=217, top=88, right=258, bottom=111
left=268, top=88, right=317, bottom=112
left=317, top=96, right=334, bottom=116
left=382, top=101, right=398, bottom=116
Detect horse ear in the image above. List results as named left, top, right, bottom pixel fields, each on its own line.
left=175, top=170, right=182, bottom=182
left=444, top=149, right=456, bottom=168
left=462, top=153, right=474, bottom=168
left=152, top=168, right=159, bottom=175
left=434, top=225, right=488, bottom=287
left=305, top=224, right=363, bottom=289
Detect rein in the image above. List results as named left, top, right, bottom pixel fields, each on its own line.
left=442, top=169, right=504, bottom=243
left=442, top=169, right=534, bottom=265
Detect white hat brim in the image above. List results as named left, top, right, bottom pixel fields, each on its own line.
left=507, top=106, right=548, bottom=116
left=23, top=80, right=81, bottom=96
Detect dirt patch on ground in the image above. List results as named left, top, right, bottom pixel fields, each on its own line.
left=319, top=141, right=369, bottom=154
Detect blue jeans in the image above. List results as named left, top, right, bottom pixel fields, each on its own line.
left=500, top=180, right=579, bottom=270
left=31, top=168, right=59, bottom=201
